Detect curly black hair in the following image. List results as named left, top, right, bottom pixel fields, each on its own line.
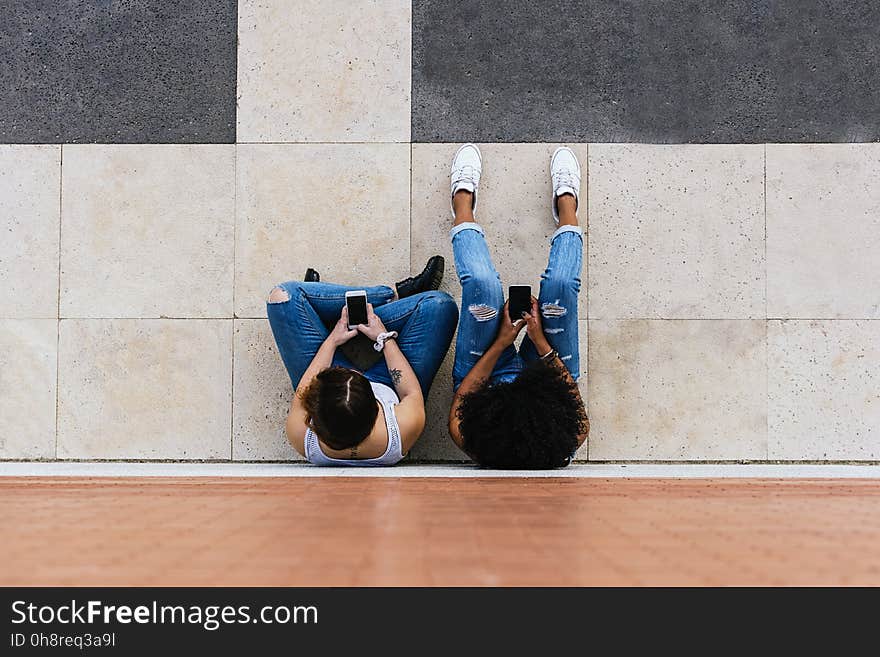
left=456, top=360, right=588, bottom=469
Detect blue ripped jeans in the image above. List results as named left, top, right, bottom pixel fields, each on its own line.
left=451, top=223, right=583, bottom=390
left=267, top=282, right=458, bottom=397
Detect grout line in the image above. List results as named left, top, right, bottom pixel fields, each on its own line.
left=230, top=145, right=238, bottom=460
left=229, top=319, right=235, bottom=461
left=55, top=145, right=63, bottom=459
left=19, top=141, right=880, bottom=146
left=763, top=143, right=768, bottom=320
left=584, top=142, right=590, bottom=462
left=764, top=318, right=771, bottom=461
left=54, top=317, right=245, bottom=321
left=15, top=141, right=880, bottom=148
left=235, top=141, right=412, bottom=145
left=408, top=0, right=413, bottom=146
left=232, top=144, right=237, bottom=318
left=409, top=142, right=413, bottom=275
left=763, top=143, right=770, bottom=461
left=580, top=317, right=880, bottom=322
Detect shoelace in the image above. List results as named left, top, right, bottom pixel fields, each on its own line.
left=553, top=169, right=577, bottom=190
left=453, top=164, right=479, bottom=185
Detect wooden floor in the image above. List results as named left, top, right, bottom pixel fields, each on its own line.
left=2, top=477, right=879, bottom=586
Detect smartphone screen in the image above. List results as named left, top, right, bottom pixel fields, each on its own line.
left=508, top=285, right=532, bottom=319
left=346, top=293, right=368, bottom=328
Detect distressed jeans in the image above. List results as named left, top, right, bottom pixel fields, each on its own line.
left=267, top=281, right=458, bottom=397
left=450, top=223, right=583, bottom=391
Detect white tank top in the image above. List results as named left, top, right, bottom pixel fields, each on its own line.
left=304, top=381, right=404, bottom=466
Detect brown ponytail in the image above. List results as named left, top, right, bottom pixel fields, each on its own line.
left=299, top=367, right=378, bottom=450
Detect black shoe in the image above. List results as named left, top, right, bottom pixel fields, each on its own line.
left=304, top=268, right=320, bottom=283
left=396, top=256, right=444, bottom=298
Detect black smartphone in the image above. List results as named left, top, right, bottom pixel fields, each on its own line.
left=508, top=285, right=532, bottom=319
left=345, top=290, right=368, bottom=328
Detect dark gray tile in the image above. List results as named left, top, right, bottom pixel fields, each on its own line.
left=0, top=1, right=236, bottom=143
left=413, top=0, right=880, bottom=143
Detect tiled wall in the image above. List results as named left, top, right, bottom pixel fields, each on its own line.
left=1, top=1, right=878, bottom=462
left=2, top=142, right=879, bottom=461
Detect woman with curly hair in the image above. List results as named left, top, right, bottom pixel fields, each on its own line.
left=447, top=144, right=589, bottom=468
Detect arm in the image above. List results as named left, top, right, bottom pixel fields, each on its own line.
left=544, top=353, right=589, bottom=446
left=285, top=308, right=357, bottom=456
left=522, top=298, right=589, bottom=447
left=356, top=304, right=424, bottom=454
left=448, top=301, right=526, bottom=452
left=381, top=340, right=424, bottom=453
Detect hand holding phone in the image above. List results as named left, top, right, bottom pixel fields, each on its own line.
left=345, top=290, right=368, bottom=328
left=508, top=285, right=532, bottom=320
left=328, top=307, right=358, bottom=347
left=522, top=296, right=550, bottom=354
left=355, top=302, right=389, bottom=341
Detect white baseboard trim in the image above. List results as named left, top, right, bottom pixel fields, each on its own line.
left=2, top=462, right=880, bottom=478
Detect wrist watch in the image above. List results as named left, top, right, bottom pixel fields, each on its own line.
left=373, top=331, right=399, bottom=352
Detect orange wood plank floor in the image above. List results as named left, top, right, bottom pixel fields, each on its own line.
left=2, top=477, right=879, bottom=586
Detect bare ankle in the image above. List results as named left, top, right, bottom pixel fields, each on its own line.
left=557, top=193, right=578, bottom=226
left=453, top=190, right=475, bottom=223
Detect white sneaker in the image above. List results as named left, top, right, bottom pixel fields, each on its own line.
left=450, top=143, right=482, bottom=218
left=550, top=146, right=581, bottom=226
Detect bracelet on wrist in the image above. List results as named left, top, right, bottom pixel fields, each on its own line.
left=539, top=348, right=558, bottom=361
left=374, top=331, right=399, bottom=352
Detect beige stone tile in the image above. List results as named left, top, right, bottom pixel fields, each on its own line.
left=233, top=319, right=302, bottom=461
left=235, top=144, right=410, bottom=318
left=0, top=146, right=60, bottom=318
left=588, top=144, right=765, bottom=319
left=411, top=143, right=588, bottom=319
left=237, top=0, right=410, bottom=142
left=576, top=319, right=589, bottom=461
left=767, top=144, right=880, bottom=318
left=57, top=319, right=232, bottom=459
left=409, top=347, right=467, bottom=462
left=769, top=320, right=880, bottom=460
left=588, top=320, right=767, bottom=461
left=60, top=145, right=234, bottom=319
left=0, top=319, right=57, bottom=458
left=411, top=319, right=589, bottom=462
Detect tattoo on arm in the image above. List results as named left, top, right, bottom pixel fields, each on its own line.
left=389, top=368, right=402, bottom=387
